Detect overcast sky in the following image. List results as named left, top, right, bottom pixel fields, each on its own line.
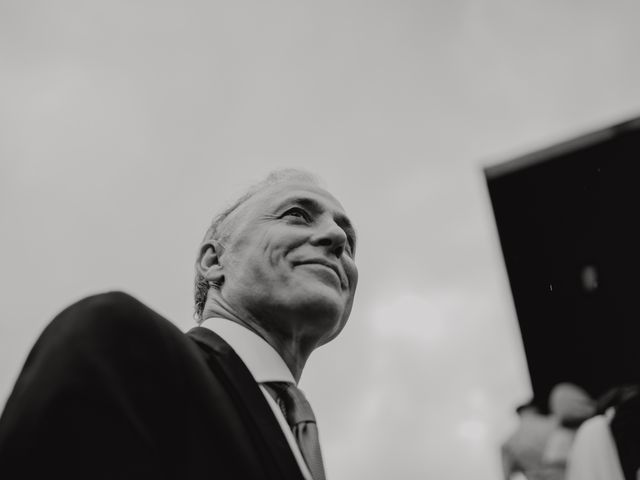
left=2, top=1, right=640, bottom=479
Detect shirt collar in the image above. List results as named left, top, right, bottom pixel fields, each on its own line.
left=201, top=317, right=295, bottom=384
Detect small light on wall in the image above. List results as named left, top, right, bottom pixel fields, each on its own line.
left=580, top=265, right=599, bottom=292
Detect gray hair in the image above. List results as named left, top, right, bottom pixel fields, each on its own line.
left=193, top=168, right=322, bottom=321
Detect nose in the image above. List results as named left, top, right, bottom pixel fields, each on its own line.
left=311, top=217, right=347, bottom=257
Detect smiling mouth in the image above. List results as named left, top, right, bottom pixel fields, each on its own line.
left=296, top=262, right=344, bottom=288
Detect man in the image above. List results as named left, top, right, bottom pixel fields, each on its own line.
left=0, top=169, right=358, bottom=479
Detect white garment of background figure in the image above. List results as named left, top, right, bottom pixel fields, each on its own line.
left=565, top=409, right=624, bottom=480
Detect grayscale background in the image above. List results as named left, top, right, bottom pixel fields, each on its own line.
left=2, top=1, right=640, bottom=479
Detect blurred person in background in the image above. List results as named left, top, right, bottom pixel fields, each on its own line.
left=541, top=383, right=596, bottom=476
left=0, top=169, right=358, bottom=480
left=501, top=398, right=558, bottom=480
left=566, top=384, right=639, bottom=480
left=502, top=383, right=595, bottom=480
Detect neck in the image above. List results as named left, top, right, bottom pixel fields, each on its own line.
left=202, top=296, right=317, bottom=383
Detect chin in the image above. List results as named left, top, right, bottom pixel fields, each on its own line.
left=287, top=290, right=346, bottom=330
left=317, top=313, right=350, bottom=347
left=303, top=298, right=344, bottom=324
left=303, top=303, right=351, bottom=346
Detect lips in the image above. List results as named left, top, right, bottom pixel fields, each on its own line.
left=294, top=259, right=346, bottom=288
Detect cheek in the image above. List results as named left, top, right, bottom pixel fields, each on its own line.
left=266, top=232, right=306, bottom=265
left=346, top=261, right=359, bottom=292
left=265, top=240, right=287, bottom=268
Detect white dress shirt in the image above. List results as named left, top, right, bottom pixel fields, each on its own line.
left=201, top=317, right=313, bottom=480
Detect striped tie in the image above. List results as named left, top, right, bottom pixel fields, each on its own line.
left=264, top=382, right=327, bottom=480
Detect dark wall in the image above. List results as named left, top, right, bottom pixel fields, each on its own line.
left=486, top=119, right=640, bottom=409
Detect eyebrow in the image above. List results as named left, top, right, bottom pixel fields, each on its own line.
left=276, top=196, right=358, bottom=246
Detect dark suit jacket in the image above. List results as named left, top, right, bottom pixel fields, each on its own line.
left=0, top=291, right=305, bottom=480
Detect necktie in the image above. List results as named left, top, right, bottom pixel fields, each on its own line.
left=264, top=382, right=327, bottom=480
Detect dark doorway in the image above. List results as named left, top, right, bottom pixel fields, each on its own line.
left=485, top=117, right=640, bottom=409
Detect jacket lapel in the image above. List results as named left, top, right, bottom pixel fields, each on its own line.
left=187, top=327, right=304, bottom=480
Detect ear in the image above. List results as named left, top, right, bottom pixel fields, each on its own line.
left=196, top=241, right=225, bottom=287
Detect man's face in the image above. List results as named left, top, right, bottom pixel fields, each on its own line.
left=217, top=181, right=358, bottom=345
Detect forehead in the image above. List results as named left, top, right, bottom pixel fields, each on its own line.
left=248, top=181, right=346, bottom=214
left=226, top=181, right=354, bottom=233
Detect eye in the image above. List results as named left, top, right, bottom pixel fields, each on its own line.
left=282, top=207, right=311, bottom=222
